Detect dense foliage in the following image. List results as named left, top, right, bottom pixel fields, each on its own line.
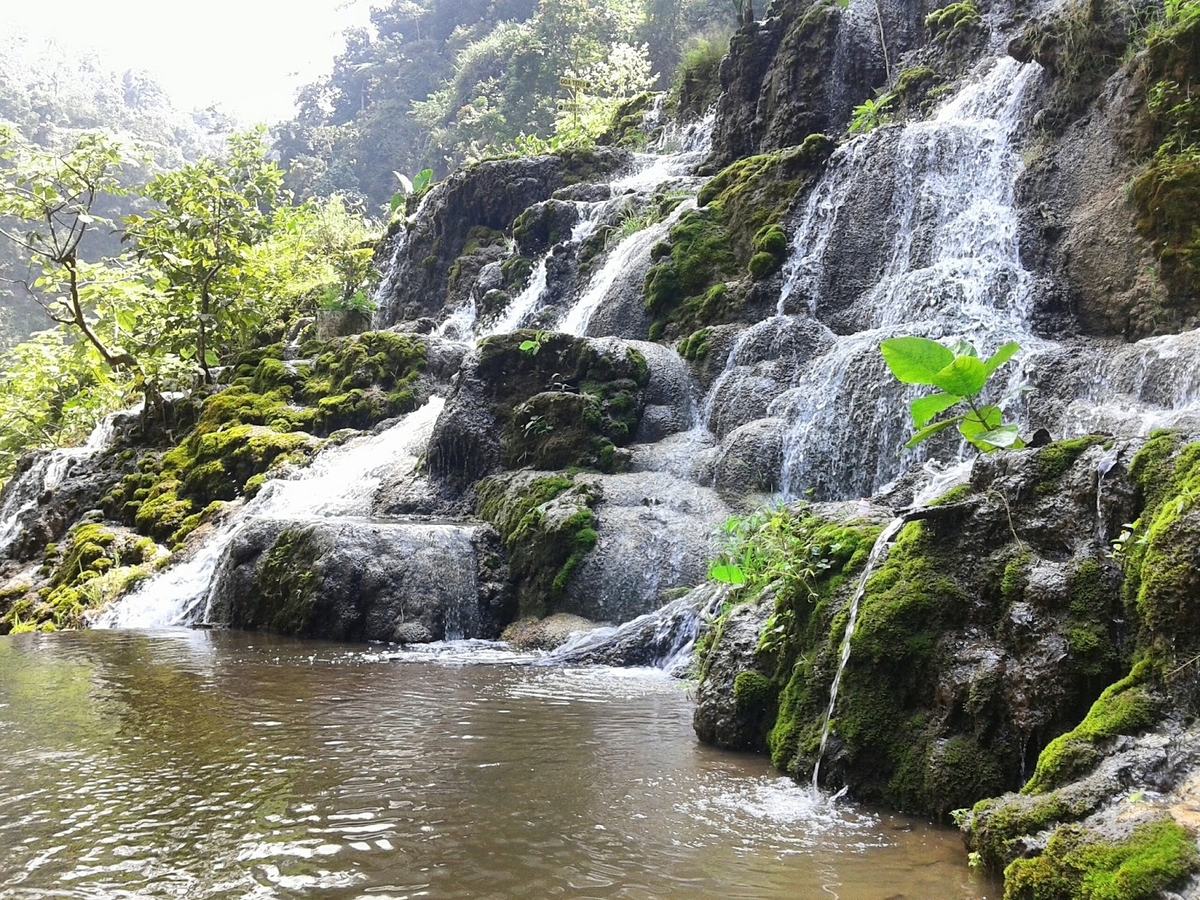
left=0, top=128, right=377, bottom=482
left=277, top=0, right=737, bottom=209
left=0, top=35, right=231, bottom=349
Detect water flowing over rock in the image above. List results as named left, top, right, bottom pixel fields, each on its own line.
left=95, top=399, right=508, bottom=640
left=0, top=408, right=142, bottom=562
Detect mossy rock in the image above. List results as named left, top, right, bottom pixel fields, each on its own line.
left=644, top=135, right=834, bottom=337
left=598, top=91, right=656, bottom=149
left=1003, top=817, right=1199, bottom=900
left=239, top=527, right=320, bottom=635
left=475, top=472, right=601, bottom=618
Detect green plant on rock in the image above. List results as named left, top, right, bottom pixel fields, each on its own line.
left=880, top=336, right=1025, bottom=452
left=850, top=94, right=895, bottom=134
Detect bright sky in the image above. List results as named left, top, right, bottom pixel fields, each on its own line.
left=0, top=0, right=373, bottom=123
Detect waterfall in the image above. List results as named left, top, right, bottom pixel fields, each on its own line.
left=811, top=462, right=970, bottom=789
left=0, top=408, right=130, bottom=557
left=811, top=516, right=904, bottom=791
left=755, top=59, right=1045, bottom=500
left=95, top=398, right=445, bottom=629
left=557, top=201, right=694, bottom=337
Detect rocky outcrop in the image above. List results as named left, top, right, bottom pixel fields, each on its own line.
left=374, top=149, right=630, bottom=326
left=694, top=438, right=1145, bottom=816
left=206, top=517, right=512, bottom=642
left=428, top=331, right=650, bottom=489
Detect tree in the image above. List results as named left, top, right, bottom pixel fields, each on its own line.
left=125, top=129, right=285, bottom=384
left=0, top=127, right=141, bottom=374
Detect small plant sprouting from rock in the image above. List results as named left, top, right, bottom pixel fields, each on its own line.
left=879, top=336, right=1025, bottom=452
left=519, top=329, right=550, bottom=356
left=707, top=503, right=837, bottom=596
left=850, top=94, right=894, bottom=134
left=390, top=168, right=433, bottom=216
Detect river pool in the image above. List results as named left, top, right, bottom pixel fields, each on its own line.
left=0, top=630, right=999, bottom=899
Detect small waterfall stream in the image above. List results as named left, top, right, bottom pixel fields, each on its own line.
left=0, top=409, right=131, bottom=557
left=811, top=516, right=905, bottom=791
left=95, top=398, right=445, bottom=629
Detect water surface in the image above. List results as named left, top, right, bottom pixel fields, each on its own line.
left=0, top=631, right=999, bottom=899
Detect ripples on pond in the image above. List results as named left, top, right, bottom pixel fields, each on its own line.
left=0, top=630, right=1000, bottom=899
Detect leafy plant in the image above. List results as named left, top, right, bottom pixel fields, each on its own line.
left=707, top=504, right=838, bottom=599
left=879, top=336, right=1026, bottom=452
left=850, top=93, right=894, bottom=134
left=389, top=168, right=434, bottom=215
left=519, top=329, right=550, bottom=356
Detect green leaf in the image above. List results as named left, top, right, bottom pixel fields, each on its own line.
left=390, top=192, right=404, bottom=213
left=708, top=564, right=747, bottom=585
left=204, top=350, right=220, bottom=367
left=904, top=417, right=958, bottom=449
left=909, top=391, right=961, bottom=427
left=958, top=405, right=1003, bottom=440
left=880, top=337, right=955, bottom=385
left=982, top=341, right=1021, bottom=376
left=931, top=355, right=988, bottom=397
left=412, top=168, right=433, bottom=193
left=976, top=426, right=1024, bottom=449
left=519, top=340, right=538, bottom=352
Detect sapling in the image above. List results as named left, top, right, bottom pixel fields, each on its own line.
left=879, top=335, right=1025, bottom=452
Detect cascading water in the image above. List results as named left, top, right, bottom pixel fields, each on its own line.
left=557, top=200, right=693, bottom=337
left=95, top=398, right=446, bottom=629
left=0, top=409, right=131, bottom=557
left=764, top=58, right=1045, bottom=500
left=810, top=462, right=971, bottom=790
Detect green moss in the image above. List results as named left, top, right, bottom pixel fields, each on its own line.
left=476, top=474, right=600, bottom=618
left=969, top=793, right=1081, bottom=872
left=598, top=91, right=655, bottom=149
left=1023, top=661, right=1162, bottom=794
left=1004, top=818, right=1199, bottom=900
left=644, top=138, right=832, bottom=337
left=1036, top=435, right=1107, bottom=494
left=246, top=527, right=320, bottom=635
left=111, top=332, right=426, bottom=543
left=678, top=328, right=711, bottom=361
left=2, top=524, right=158, bottom=632
left=930, top=483, right=973, bottom=505
left=925, top=0, right=981, bottom=39
left=734, top=670, right=774, bottom=712
left=1123, top=435, right=1200, bottom=665
left=1001, top=550, right=1032, bottom=604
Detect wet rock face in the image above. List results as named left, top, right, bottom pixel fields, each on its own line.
left=374, top=150, right=629, bottom=327
left=693, top=598, right=774, bottom=750
left=707, top=0, right=914, bottom=170
left=207, top=518, right=512, bottom=642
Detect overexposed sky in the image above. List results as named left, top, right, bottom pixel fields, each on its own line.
left=0, top=0, right=373, bottom=123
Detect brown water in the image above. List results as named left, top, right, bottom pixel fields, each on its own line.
left=0, top=630, right=999, bottom=900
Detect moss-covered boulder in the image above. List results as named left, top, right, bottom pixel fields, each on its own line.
left=428, top=331, right=650, bottom=489
left=107, top=332, right=431, bottom=546
left=475, top=470, right=600, bottom=619
left=207, top=517, right=512, bottom=641
left=374, top=150, right=630, bottom=326
left=0, top=521, right=161, bottom=634
left=695, top=437, right=1150, bottom=820
left=643, top=135, right=833, bottom=338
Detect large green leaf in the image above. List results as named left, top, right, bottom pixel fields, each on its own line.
left=909, top=391, right=961, bottom=427
left=880, top=337, right=955, bottom=385
left=904, top=416, right=959, bottom=449
left=931, top=355, right=988, bottom=397
left=982, top=341, right=1021, bottom=376
left=977, top=426, right=1024, bottom=449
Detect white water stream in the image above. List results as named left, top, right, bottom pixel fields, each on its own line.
left=94, top=398, right=445, bottom=629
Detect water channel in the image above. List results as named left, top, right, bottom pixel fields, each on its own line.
left=0, top=630, right=999, bottom=899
